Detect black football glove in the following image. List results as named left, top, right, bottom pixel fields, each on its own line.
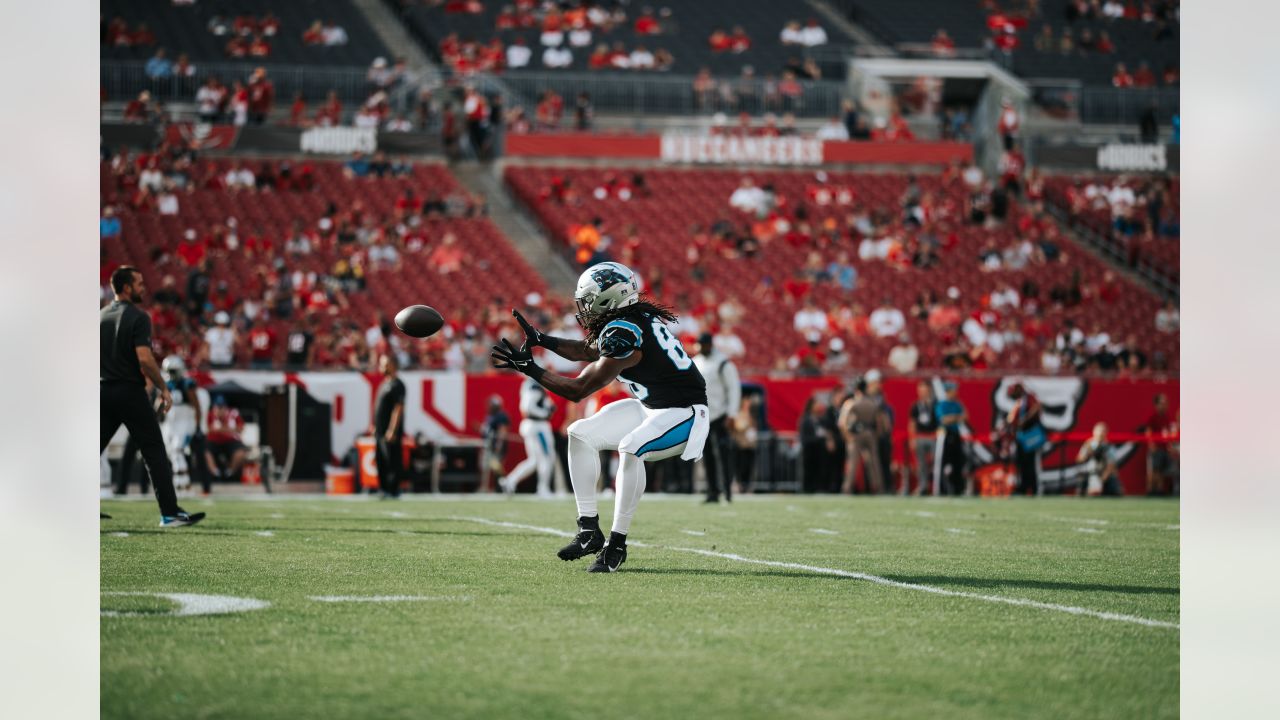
left=512, top=309, right=549, bottom=348
left=490, top=338, right=545, bottom=379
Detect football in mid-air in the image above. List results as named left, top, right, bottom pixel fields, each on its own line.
left=395, top=305, right=445, bottom=338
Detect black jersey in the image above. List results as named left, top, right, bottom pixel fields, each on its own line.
left=597, top=310, right=707, bottom=410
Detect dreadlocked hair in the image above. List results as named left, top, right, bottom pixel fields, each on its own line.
left=583, top=296, right=679, bottom=345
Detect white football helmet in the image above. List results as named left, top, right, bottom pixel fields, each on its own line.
left=162, top=355, right=187, bottom=379
left=574, top=262, right=640, bottom=327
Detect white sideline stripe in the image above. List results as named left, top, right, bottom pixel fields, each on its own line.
left=1075, top=527, right=1105, bottom=534
left=385, top=511, right=409, bottom=519
left=270, top=513, right=285, bottom=519
left=1046, top=516, right=1110, bottom=525
left=255, top=531, right=275, bottom=537
left=451, top=516, right=1178, bottom=630
left=945, top=528, right=976, bottom=535
left=308, top=595, right=471, bottom=603
left=809, top=528, right=839, bottom=535
left=681, top=529, right=707, bottom=536
left=110, top=531, right=130, bottom=537
left=910, top=511, right=938, bottom=518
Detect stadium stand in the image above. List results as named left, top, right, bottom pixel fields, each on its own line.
left=391, top=0, right=851, bottom=77
left=505, top=165, right=1177, bottom=373
left=1044, top=174, right=1179, bottom=282
left=100, top=155, right=544, bottom=368
left=830, top=0, right=1179, bottom=88
left=101, top=0, right=391, bottom=66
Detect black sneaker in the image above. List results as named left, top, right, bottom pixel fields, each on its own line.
left=556, top=517, right=604, bottom=561
left=159, top=510, right=207, bottom=528
left=586, top=543, right=627, bottom=573
left=100, top=512, right=112, bottom=519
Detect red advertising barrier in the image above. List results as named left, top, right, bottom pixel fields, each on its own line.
left=201, top=371, right=1176, bottom=494
left=504, top=132, right=973, bottom=166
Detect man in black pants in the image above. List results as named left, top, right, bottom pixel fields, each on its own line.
left=100, top=266, right=205, bottom=527
left=372, top=354, right=406, bottom=499
left=693, top=333, right=741, bottom=503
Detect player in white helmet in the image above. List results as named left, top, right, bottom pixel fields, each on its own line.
left=491, top=261, right=709, bottom=572
left=160, top=355, right=203, bottom=492
left=500, top=377, right=558, bottom=498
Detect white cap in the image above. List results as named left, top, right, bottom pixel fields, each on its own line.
left=373, top=57, right=387, bottom=67
left=828, top=337, right=845, bottom=352
left=805, top=330, right=822, bottom=344
left=947, top=286, right=961, bottom=300
left=524, top=291, right=542, bottom=307
left=184, top=228, right=196, bottom=240
left=865, top=368, right=882, bottom=383
left=215, top=311, right=230, bottom=325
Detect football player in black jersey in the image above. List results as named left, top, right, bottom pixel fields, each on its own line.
left=491, top=262, right=709, bottom=572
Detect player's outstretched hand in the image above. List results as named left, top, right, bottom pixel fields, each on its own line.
left=490, top=338, right=542, bottom=377
left=512, top=309, right=545, bottom=348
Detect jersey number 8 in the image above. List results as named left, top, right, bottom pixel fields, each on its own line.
left=652, top=319, right=692, bottom=370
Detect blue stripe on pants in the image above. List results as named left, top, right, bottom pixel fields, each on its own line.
left=635, top=413, right=695, bottom=457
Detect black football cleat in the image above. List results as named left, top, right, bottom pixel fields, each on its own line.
left=557, top=516, right=605, bottom=561
left=586, top=543, right=627, bottom=573
left=159, top=510, right=207, bottom=528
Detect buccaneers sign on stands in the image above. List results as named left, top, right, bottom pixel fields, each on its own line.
left=661, top=134, right=824, bottom=165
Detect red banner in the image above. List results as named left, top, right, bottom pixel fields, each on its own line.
left=200, top=371, right=1176, bottom=494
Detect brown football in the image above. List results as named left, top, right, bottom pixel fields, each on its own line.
left=394, top=305, right=445, bottom=338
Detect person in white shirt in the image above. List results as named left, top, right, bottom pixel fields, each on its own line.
left=780, top=21, right=805, bottom=45
left=887, top=335, right=919, bottom=373
left=693, top=333, right=742, bottom=503
left=354, top=108, right=380, bottom=129
left=542, top=42, right=573, bottom=69
left=728, top=177, right=767, bottom=216
left=815, top=117, right=849, bottom=140
left=869, top=300, right=905, bottom=338
left=322, top=22, right=348, bottom=47
left=500, top=377, right=559, bottom=498
left=224, top=163, right=255, bottom=189
left=156, top=188, right=180, bottom=215
left=629, top=46, right=655, bottom=69
left=540, top=28, right=565, bottom=47
left=1107, top=182, right=1136, bottom=220
left=989, top=282, right=1021, bottom=312
left=800, top=19, right=828, bottom=47
left=1084, top=325, right=1111, bottom=355
left=713, top=327, right=746, bottom=361
left=568, top=27, right=593, bottom=48
left=139, top=164, right=165, bottom=193
left=1155, top=300, right=1179, bottom=333
left=384, top=114, right=413, bottom=132
left=507, top=38, right=532, bottom=69
left=793, top=302, right=828, bottom=334
left=196, top=80, right=225, bottom=122
left=204, top=312, right=237, bottom=368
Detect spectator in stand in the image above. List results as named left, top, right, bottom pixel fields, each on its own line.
left=780, top=21, right=805, bottom=46
left=574, top=92, right=593, bottom=130
left=793, top=301, right=828, bottom=335
left=888, top=334, right=919, bottom=373
left=800, top=18, right=828, bottom=47
left=997, top=98, right=1019, bottom=151
left=1155, top=299, right=1179, bottom=333
left=285, top=317, right=316, bottom=370
left=145, top=48, right=173, bottom=79
left=630, top=45, right=656, bottom=70
left=1112, top=62, right=1135, bottom=87
left=1146, top=393, right=1177, bottom=495
left=507, top=36, right=532, bottom=69
left=1134, top=61, right=1156, bottom=87
left=543, top=39, right=572, bottom=68
left=635, top=7, right=662, bottom=35
left=931, top=28, right=956, bottom=57
left=430, top=232, right=466, bottom=274
left=203, top=312, right=237, bottom=369
left=788, top=331, right=826, bottom=376
left=826, top=251, right=857, bottom=291
left=816, top=116, right=849, bottom=140
left=322, top=20, right=349, bottom=47
left=869, top=298, right=906, bottom=338
left=1139, top=102, right=1160, bottom=143
left=729, top=26, right=752, bottom=53
left=100, top=207, right=122, bottom=239
left=249, top=35, right=272, bottom=58
left=247, top=67, right=274, bottom=125
left=246, top=317, right=276, bottom=370
left=729, top=177, right=768, bottom=216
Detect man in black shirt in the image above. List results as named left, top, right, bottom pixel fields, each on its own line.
left=372, top=355, right=406, bottom=499
left=101, top=267, right=205, bottom=527
left=284, top=317, right=315, bottom=371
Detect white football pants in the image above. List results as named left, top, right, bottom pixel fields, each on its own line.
left=566, top=399, right=703, bottom=536
left=506, top=419, right=555, bottom=495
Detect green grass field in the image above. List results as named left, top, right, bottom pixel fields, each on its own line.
left=100, top=495, right=1178, bottom=720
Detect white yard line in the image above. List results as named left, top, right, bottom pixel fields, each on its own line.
left=809, top=528, right=839, bottom=535
left=451, top=516, right=1177, bottom=630
left=945, top=528, right=976, bottom=536
left=102, top=592, right=270, bottom=617
left=255, top=531, right=275, bottom=537
left=680, top=529, right=707, bottom=536
left=1045, top=515, right=1110, bottom=525
left=1075, top=527, right=1105, bottom=534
